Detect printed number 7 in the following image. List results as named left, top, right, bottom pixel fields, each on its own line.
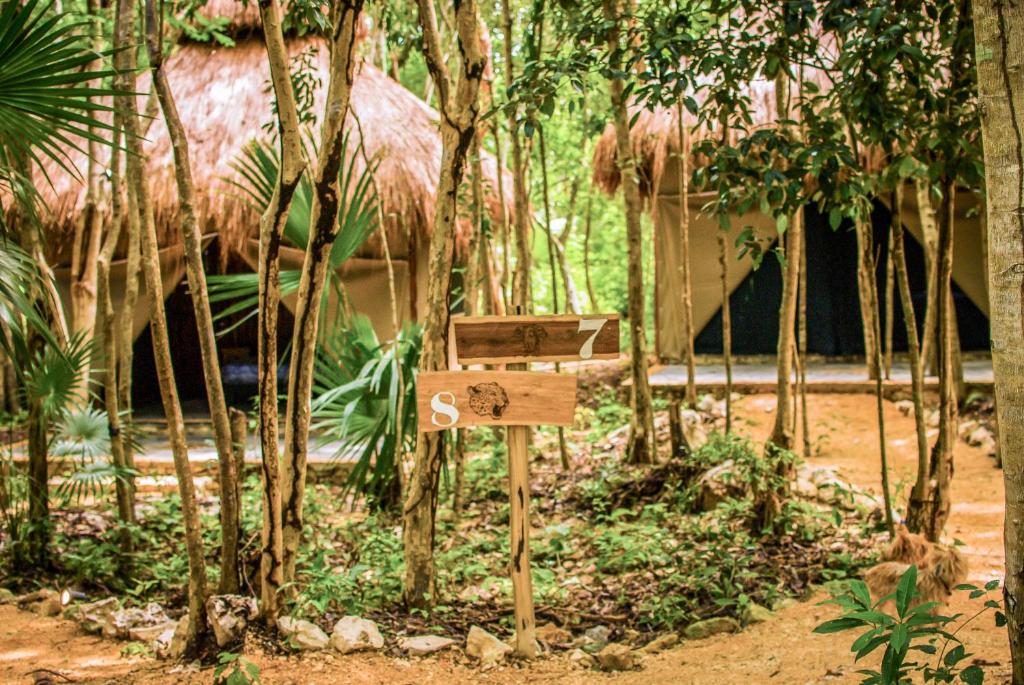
left=577, top=318, right=608, bottom=360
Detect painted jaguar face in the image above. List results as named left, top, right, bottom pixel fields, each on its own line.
left=467, top=381, right=511, bottom=419
left=511, top=323, right=548, bottom=355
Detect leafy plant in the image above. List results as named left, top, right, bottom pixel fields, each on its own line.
left=214, top=651, right=261, bottom=685
left=814, top=566, right=1000, bottom=684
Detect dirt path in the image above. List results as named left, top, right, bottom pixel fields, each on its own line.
left=0, top=394, right=1011, bottom=684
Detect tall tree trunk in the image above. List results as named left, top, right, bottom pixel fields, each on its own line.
left=70, top=0, right=104, bottom=405
left=972, top=3, right=1024, bottom=678
left=871, top=247, right=896, bottom=537
left=884, top=229, right=895, bottom=379
left=255, top=0, right=306, bottom=622
left=583, top=194, right=599, bottom=312
left=918, top=180, right=941, bottom=375
left=501, top=0, right=532, bottom=313
left=26, top=367, right=48, bottom=569
left=718, top=230, right=733, bottom=433
left=798, top=225, right=810, bottom=456
left=919, top=182, right=959, bottom=541
left=676, top=102, right=697, bottom=410
left=145, top=5, right=239, bottom=598
left=281, top=0, right=366, bottom=586
left=492, top=118, right=512, bottom=310
left=605, top=0, right=656, bottom=465
left=132, top=0, right=210, bottom=655
left=855, top=218, right=881, bottom=380
left=402, top=0, right=485, bottom=608
left=894, top=185, right=932, bottom=535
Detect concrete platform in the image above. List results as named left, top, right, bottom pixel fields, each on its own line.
left=648, top=358, right=994, bottom=396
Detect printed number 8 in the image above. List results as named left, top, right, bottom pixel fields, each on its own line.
left=430, top=391, right=460, bottom=428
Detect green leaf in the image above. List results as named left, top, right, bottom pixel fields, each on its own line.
left=959, top=664, right=984, bottom=685
left=814, top=617, right=867, bottom=634
left=945, top=644, right=967, bottom=667
left=896, top=566, right=918, bottom=618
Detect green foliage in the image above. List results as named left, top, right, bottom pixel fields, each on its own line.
left=815, top=568, right=1001, bottom=685
left=312, top=315, right=421, bottom=509
left=214, top=652, right=261, bottom=685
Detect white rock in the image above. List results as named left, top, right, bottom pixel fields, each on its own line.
left=967, top=426, right=993, bottom=447
left=129, top=620, right=177, bottom=643
left=102, top=603, right=170, bottom=640
left=74, top=597, right=119, bottom=633
left=206, top=595, right=258, bottom=647
left=279, top=616, right=329, bottom=651
left=895, top=400, right=914, bottom=416
left=569, top=648, right=596, bottom=668
left=465, top=626, right=511, bottom=666
left=330, top=616, right=384, bottom=654
left=399, top=634, right=457, bottom=656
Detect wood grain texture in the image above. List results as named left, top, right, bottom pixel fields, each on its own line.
left=451, top=314, right=620, bottom=364
left=416, top=370, right=577, bottom=432
left=507, top=424, right=536, bottom=657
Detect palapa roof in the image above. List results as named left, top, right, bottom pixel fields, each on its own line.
left=37, top=3, right=511, bottom=266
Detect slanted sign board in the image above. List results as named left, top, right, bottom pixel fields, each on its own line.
left=451, top=314, right=620, bottom=365
left=416, top=312, right=619, bottom=660
left=416, top=370, right=577, bottom=432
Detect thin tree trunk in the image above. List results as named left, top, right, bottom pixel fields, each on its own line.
left=871, top=249, right=895, bottom=537
left=718, top=230, right=733, bottom=433
left=145, top=6, right=239, bottom=599
left=918, top=179, right=940, bottom=375
left=768, top=210, right=803, bottom=455
left=884, top=228, right=895, bottom=379
left=281, top=0, right=366, bottom=586
left=402, top=0, right=485, bottom=608
left=583, top=194, right=599, bottom=312
left=27, top=374, right=48, bottom=569
left=798, top=224, right=810, bottom=456
left=855, top=218, right=881, bottom=380
left=132, top=0, right=210, bottom=655
left=501, top=0, right=532, bottom=313
left=894, top=184, right=932, bottom=535
left=492, top=119, right=512, bottom=311
left=605, top=0, right=656, bottom=465
left=70, top=0, right=104, bottom=405
left=255, top=0, right=308, bottom=622
left=973, top=1, right=1024, bottom=677
left=676, top=102, right=697, bottom=410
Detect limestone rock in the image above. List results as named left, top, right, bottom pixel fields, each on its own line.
left=465, top=626, right=511, bottom=666
left=399, top=634, right=457, bottom=656
left=279, top=616, right=329, bottom=651
left=330, top=616, right=384, bottom=654
left=22, top=589, right=62, bottom=617
left=569, top=648, right=596, bottom=669
left=967, top=426, right=993, bottom=447
left=683, top=617, right=739, bottom=640
left=73, top=597, right=120, bottom=633
left=577, top=624, right=611, bottom=653
left=596, top=643, right=635, bottom=671
left=206, top=595, right=258, bottom=648
left=102, top=603, right=170, bottom=640
left=641, top=632, right=679, bottom=654
left=681, top=409, right=708, bottom=449
left=129, top=620, right=177, bottom=643
left=161, top=615, right=190, bottom=660
left=895, top=400, right=914, bottom=416
left=536, top=622, right=572, bottom=646
left=742, top=603, right=774, bottom=624
left=697, top=460, right=747, bottom=511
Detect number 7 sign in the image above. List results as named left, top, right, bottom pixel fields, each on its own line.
left=450, top=314, right=620, bottom=365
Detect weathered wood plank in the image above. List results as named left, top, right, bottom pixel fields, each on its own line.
left=415, top=370, right=577, bottom=432
left=451, top=314, right=620, bottom=364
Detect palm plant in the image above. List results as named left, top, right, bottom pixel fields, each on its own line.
left=52, top=405, right=138, bottom=504
left=208, top=133, right=381, bottom=335
left=311, top=314, right=420, bottom=510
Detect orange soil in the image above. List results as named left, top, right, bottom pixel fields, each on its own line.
left=0, top=394, right=1011, bottom=684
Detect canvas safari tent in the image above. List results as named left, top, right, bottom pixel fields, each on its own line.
left=591, top=79, right=990, bottom=363
left=35, top=2, right=511, bottom=405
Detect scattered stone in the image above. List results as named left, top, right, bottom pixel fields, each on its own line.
left=0, top=588, right=14, bottom=603
left=596, top=643, right=635, bottom=671
left=895, top=400, right=914, bottom=416
left=927, top=410, right=940, bottom=428
left=536, top=622, right=572, bottom=646
left=330, top=616, right=384, bottom=654
left=72, top=597, right=120, bottom=632
left=698, top=395, right=717, bottom=414
left=569, top=648, right=596, bottom=669
left=967, top=426, right=993, bottom=448
left=578, top=624, right=611, bottom=652
left=163, top=615, right=190, bottom=660
left=465, top=626, right=511, bottom=666
left=102, top=603, right=171, bottom=640
left=641, top=632, right=679, bottom=654
left=681, top=409, right=708, bottom=449
left=129, top=621, right=177, bottom=643
left=278, top=616, right=329, bottom=651
left=24, top=589, right=63, bottom=617
left=697, top=460, right=747, bottom=511
left=206, top=595, right=258, bottom=648
left=683, top=617, right=740, bottom=640
left=399, top=634, right=457, bottom=656
left=742, top=603, right=774, bottom=624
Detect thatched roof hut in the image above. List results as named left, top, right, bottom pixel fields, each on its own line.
left=37, top=5, right=512, bottom=346
left=590, top=82, right=988, bottom=362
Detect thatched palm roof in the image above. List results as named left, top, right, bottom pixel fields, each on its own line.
left=38, top=32, right=511, bottom=265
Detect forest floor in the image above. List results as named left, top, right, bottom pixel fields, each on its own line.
left=0, top=391, right=1011, bottom=685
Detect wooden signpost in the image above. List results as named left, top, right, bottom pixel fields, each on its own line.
left=417, top=313, right=619, bottom=658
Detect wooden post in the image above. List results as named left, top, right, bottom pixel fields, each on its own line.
left=505, top=397, right=536, bottom=657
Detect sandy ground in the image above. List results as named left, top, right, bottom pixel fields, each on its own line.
left=0, top=394, right=1011, bottom=684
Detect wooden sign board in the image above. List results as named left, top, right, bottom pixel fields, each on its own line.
left=451, top=314, right=620, bottom=365
left=416, top=370, right=577, bottom=432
